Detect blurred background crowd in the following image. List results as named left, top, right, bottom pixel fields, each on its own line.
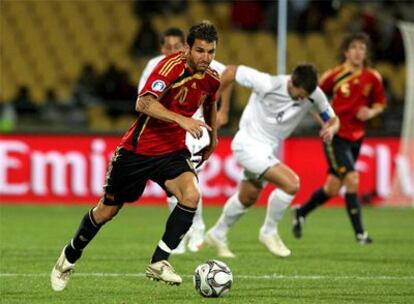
left=0, top=0, right=412, bottom=136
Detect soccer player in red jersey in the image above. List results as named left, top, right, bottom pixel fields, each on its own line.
left=51, top=22, right=220, bottom=290
left=292, top=32, right=386, bottom=244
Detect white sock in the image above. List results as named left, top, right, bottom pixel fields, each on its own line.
left=211, top=193, right=247, bottom=240
left=260, top=189, right=294, bottom=236
left=192, top=198, right=205, bottom=231
left=167, top=196, right=178, bottom=212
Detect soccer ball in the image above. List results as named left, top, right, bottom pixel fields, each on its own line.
left=193, top=260, right=233, bottom=297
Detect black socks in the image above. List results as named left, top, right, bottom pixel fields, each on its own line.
left=151, top=203, right=196, bottom=263
left=65, top=209, right=101, bottom=264
left=299, top=188, right=330, bottom=218
left=345, top=193, right=364, bottom=235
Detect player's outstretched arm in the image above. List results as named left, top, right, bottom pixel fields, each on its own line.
left=215, top=65, right=237, bottom=129
left=217, top=65, right=237, bottom=97
left=136, top=94, right=211, bottom=139
left=216, top=83, right=232, bottom=128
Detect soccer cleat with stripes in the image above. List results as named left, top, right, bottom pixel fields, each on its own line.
left=145, top=260, right=182, bottom=285
left=50, top=247, right=75, bottom=291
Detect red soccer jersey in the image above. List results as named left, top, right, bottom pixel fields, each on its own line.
left=319, top=64, right=386, bottom=141
left=120, top=52, right=220, bottom=155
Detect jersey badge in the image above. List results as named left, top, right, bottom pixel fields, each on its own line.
left=151, top=80, right=166, bottom=92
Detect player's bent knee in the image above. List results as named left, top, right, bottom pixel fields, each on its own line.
left=283, top=176, right=300, bottom=195
left=344, top=171, right=359, bottom=191
left=239, top=191, right=259, bottom=207
left=324, top=187, right=339, bottom=197
left=324, top=175, right=342, bottom=197
left=93, top=204, right=121, bottom=224
left=181, top=189, right=201, bottom=208
left=324, top=182, right=341, bottom=197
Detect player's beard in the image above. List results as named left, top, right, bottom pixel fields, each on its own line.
left=197, top=61, right=210, bottom=72
left=188, top=57, right=210, bottom=73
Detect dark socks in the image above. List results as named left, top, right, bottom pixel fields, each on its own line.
left=345, top=193, right=364, bottom=235
left=151, top=203, right=196, bottom=263
left=299, top=188, right=330, bottom=218
left=65, top=209, right=102, bottom=264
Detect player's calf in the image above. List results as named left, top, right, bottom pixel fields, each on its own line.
left=291, top=206, right=305, bottom=239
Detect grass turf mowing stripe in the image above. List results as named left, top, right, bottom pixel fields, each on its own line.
left=1, top=273, right=413, bottom=280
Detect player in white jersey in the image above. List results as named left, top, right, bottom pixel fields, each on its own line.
left=138, top=27, right=232, bottom=254
left=205, top=64, right=339, bottom=258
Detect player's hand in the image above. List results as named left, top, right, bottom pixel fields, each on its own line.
left=177, top=116, right=212, bottom=139
left=216, top=110, right=229, bottom=129
left=194, top=137, right=218, bottom=168
left=319, top=125, right=335, bottom=143
left=356, top=106, right=373, bottom=121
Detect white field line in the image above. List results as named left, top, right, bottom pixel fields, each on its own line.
left=1, top=273, right=413, bottom=280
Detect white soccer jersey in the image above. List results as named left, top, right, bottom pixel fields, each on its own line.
left=235, top=65, right=334, bottom=146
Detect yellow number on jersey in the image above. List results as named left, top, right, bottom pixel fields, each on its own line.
left=174, top=86, right=188, bottom=104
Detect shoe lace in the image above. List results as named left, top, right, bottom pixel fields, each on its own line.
left=58, top=268, right=74, bottom=280
left=161, top=261, right=177, bottom=274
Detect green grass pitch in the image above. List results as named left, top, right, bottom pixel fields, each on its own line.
left=1, top=204, right=413, bottom=303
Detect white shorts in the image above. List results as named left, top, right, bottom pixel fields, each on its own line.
left=231, top=131, right=280, bottom=185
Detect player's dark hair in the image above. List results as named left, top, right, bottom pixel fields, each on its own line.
left=291, top=64, right=318, bottom=94
left=187, top=21, right=218, bottom=48
left=339, top=32, right=371, bottom=65
left=160, top=27, right=185, bottom=45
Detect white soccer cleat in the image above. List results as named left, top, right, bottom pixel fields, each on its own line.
left=50, top=247, right=75, bottom=291
left=204, top=230, right=236, bottom=258
left=187, top=227, right=205, bottom=252
left=259, top=232, right=291, bottom=257
left=145, top=260, right=182, bottom=285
